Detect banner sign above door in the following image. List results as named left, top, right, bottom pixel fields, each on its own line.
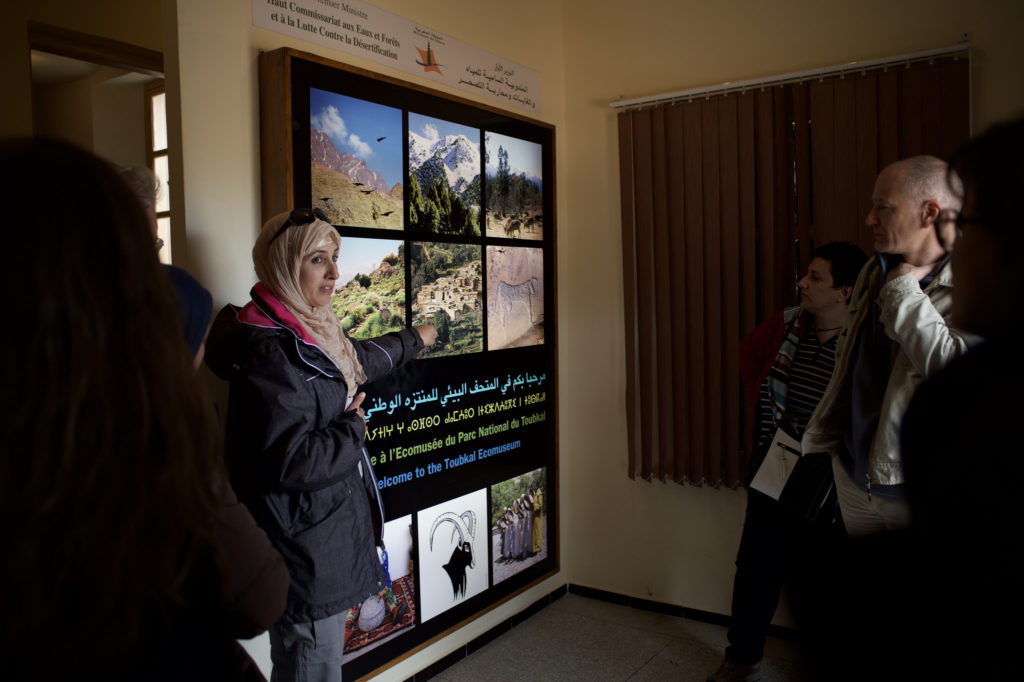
left=253, top=0, right=542, bottom=112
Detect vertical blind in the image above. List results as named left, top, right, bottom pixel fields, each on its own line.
left=619, top=53, right=969, bottom=487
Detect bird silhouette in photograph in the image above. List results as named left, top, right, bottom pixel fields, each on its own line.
left=360, top=189, right=374, bottom=194
left=377, top=136, right=386, bottom=142
left=381, top=210, right=394, bottom=217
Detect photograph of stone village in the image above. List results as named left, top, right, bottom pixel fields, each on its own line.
left=410, top=242, right=483, bottom=357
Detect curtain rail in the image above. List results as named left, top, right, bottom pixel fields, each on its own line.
left=609, top=42, right=971, bottom=111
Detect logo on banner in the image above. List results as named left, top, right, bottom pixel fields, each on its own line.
left=416, top=41, right=443, bottom=75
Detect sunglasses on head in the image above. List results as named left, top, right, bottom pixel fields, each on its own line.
left=267, top=207, right=329, bottom=246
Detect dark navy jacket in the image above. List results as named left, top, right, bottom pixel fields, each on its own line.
left=206, top=283, right=424, bottom=624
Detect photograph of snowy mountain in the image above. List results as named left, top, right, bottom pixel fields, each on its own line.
left=407, top=113, right=481, bottom=236
left=310, top=89, right=403, bottom=230
left=485, top=132, right=543, bottom=241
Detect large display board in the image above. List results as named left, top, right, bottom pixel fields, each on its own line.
left=258, top=48, right=556, bottom=679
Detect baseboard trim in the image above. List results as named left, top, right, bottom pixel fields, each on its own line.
left=565, top=584, right=798, bottom=639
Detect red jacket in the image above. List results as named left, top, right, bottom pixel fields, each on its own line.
left=737, top=307, right=808, bottom=454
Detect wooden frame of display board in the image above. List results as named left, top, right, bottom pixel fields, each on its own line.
left=258, top=47, right=557, bottom=679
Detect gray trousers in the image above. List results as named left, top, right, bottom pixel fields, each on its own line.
left=269, top=612, right=346, bottom=682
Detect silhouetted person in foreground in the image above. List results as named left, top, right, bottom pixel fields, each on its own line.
left=0, top=137, right=286, bottom=681
left=800, top=118, right=1024, bottom=681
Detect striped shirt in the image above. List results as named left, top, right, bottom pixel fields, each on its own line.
left=756, top=331, right=838, bottom=450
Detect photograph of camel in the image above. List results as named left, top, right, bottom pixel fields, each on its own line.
left=410, top=241, right=483, bottom=357
left=484, top=132, right=543, bottom=240
left=310, top=88, right=403, bottom=229
left=490, top=468, right=547, bottom=586
left=407, top=113, right=481, bottom=236
left=486, top=246, right=544, bottom=350
left=416, top=489, right=488, bottom=623
left=331, top=237, right=405, bottom=341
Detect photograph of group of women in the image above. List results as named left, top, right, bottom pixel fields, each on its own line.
left=490, top=468, right=548, bottom=585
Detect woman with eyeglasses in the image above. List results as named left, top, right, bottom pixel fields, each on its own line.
left=896, top=116, right=1024, bottom=680
left=206, top=209, right=436, bottom=681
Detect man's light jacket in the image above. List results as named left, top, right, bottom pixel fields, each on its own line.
left=801, top=255, right=973, bottom=487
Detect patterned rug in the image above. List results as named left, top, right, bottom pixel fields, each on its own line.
left=344, top=574, right=416, bottom=653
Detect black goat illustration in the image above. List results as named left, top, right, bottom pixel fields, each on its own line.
left=429, top=510, right=477, bottom=599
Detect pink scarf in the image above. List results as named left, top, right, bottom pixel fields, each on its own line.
left=251, top=211, right=366, bottom=395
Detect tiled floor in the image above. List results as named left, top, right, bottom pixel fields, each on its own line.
left=425, top=593, right=808, bottom=681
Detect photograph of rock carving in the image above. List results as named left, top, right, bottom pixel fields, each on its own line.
left=486, top=245, right=544, bottom=350
left=416, top=489, right=488, bottom=622
left=411, top=241, right=483, bottom=357
left=407, top=113, right=481, bottom=236
left=485, top=131, right=543, bottom=240
left=310, top=88, right=403, bottom=229
left=331, top=237, right=405, bottom=341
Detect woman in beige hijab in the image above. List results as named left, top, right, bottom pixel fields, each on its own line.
left=206, top=208, right=435, bottom=682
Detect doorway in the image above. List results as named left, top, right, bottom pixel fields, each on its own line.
left=29, top=23, right=173, bottom=263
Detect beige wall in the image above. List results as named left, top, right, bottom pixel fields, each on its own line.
left=90, top=75, right=149, bottom=167
left=557, top=0, right=1024, bottom=626
left=0, top=0, right=163, bottom=136
left=32, top=67, right=149, bottom=165
left=31, top=73, right=97, bottom=148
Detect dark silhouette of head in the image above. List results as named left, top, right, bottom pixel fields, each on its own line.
left=0, top=137, right=225, bottom=678
left=948, top=116, right=1024, bottom=335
